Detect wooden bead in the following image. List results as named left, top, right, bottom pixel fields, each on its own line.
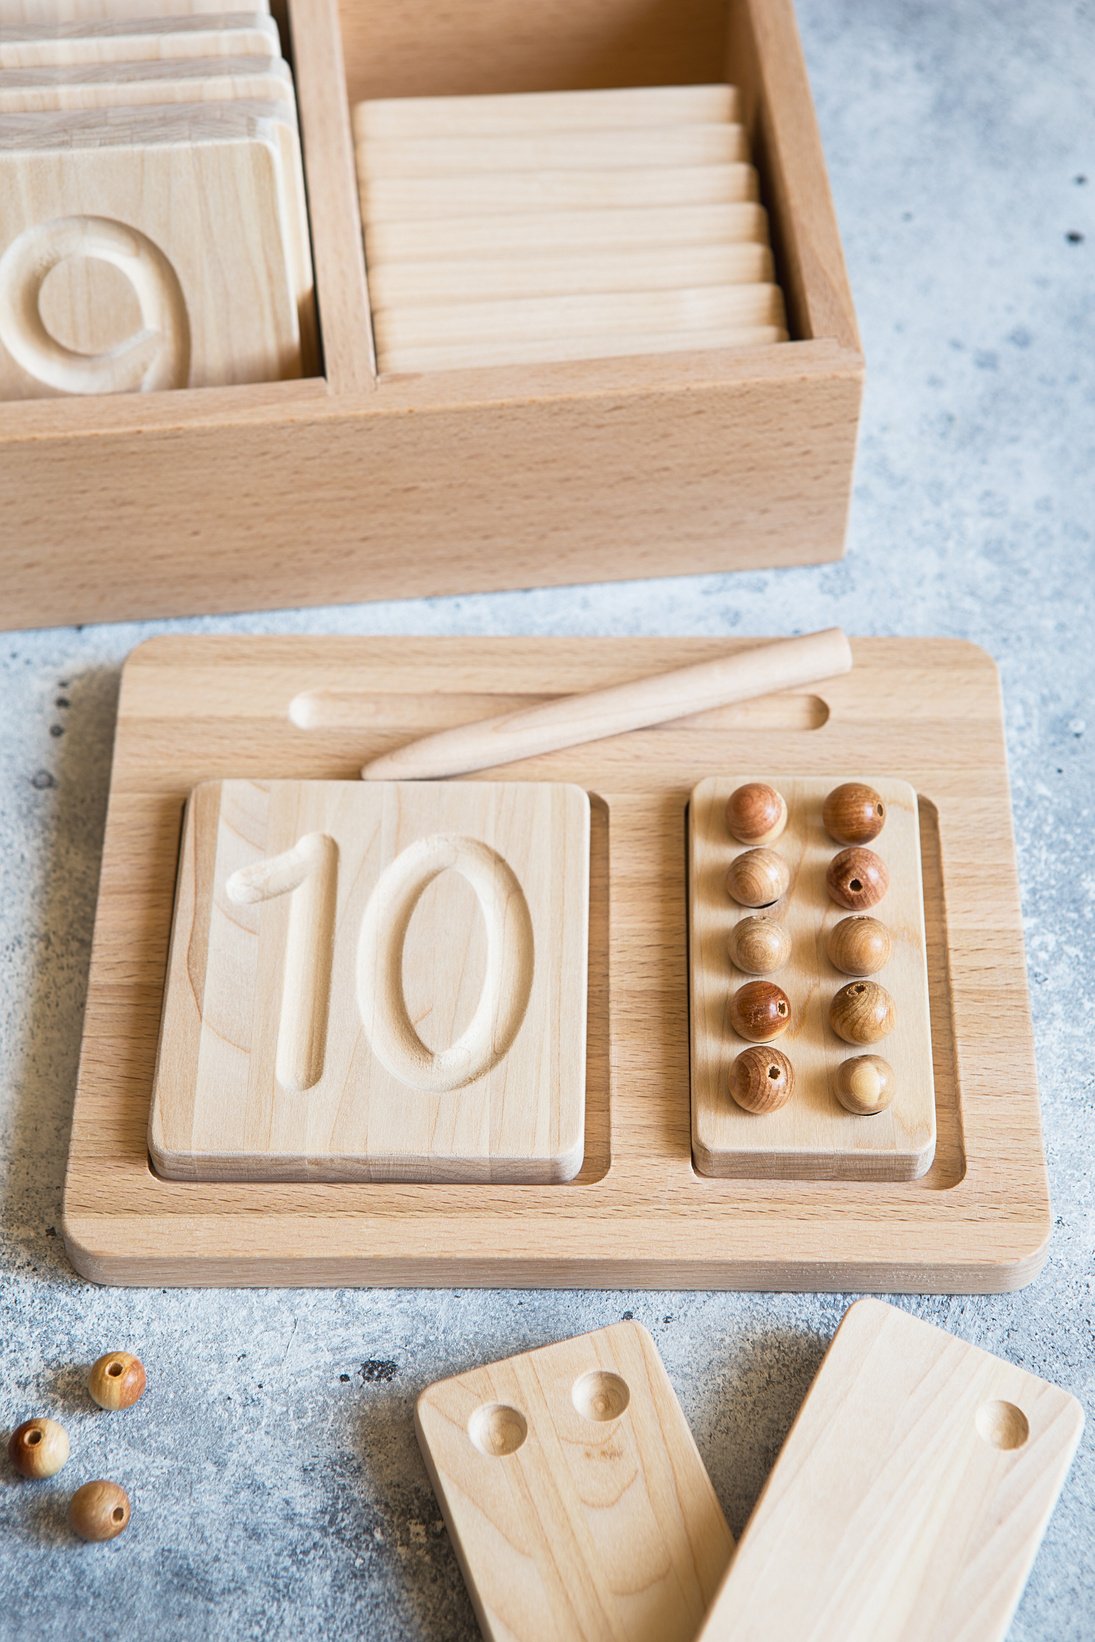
left=7, top=1417, right=69, bottom=1479
left=835, top=1055, right=895, bottom=1115
left=822, top=782, right=887, bottom=844
left=725, top=848, right=790, bottom=908
left=729, top=1046, right=795, bottom=1114
left=88, top=1351, right=146, bottom=1411
left=827, top=915, right=893, bottom=976
left=69, top=1480, right=131, bottom=1542
left=826, top=847, right=889, bottom=911
left=728, top=915, right=791, bottom=974
left=829, top=980, right=896, bottom=1045
left=729, top=980, right=792, bottom=1042
left=725, top=782, right=787, bottom=845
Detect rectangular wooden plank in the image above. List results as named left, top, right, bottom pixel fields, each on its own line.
left=416, top=1321, right=734, bottom=1642
left=0, top=104, right=301, bottom=396
left=0, top=14, right=279, bottom=68
left=355, top=83, right=741, bottom=139
left=698, top=1299, right=1084, bottom=1642
left=690, top=775, right=935, bottom=1181
left=149, top=778, right=590, bottom=1184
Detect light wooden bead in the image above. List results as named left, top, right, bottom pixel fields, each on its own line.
left=729, top=1046, right=795, bottom=1114
left=7, top=1417, right=69, bottom=1479
left=728, top=914, right=792, bottom=974
left=823, top=782, right=887, bottom=844
left=835, top=1055, right=895, bottom=1115
left=725, top=848, right=790, bottom=908
left=69, top=1480, right=131, bottom=1542
left=826, top=847, right=889, bottom=911
left=725, top=782, right=787, bottom=845
left=829, top=980, right=896, bottom=1045
left=88, top=1351, right=146, bottom=1411
left=729, top=980, right=791, bottom=1042
left=827, top=915, right=893, bottom=976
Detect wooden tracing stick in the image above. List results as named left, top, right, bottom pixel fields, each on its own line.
left=361, top=629, right=852, bottom=781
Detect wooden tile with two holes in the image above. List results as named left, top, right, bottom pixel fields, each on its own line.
left=416, top=1321, right=734, bottom=1642
left=61, top=635, right=1050, bottom=1290
left=149, top=778, right=591, bottom=1184
left=697, top=1299, right=1084, bottom=1642
left=0, top=6, right=316, bottom=395
left=690, top=775, right=935, bottom=1181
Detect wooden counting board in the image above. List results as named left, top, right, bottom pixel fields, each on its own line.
left=149, top=778, right=590, bottom=1184
left=416, top=1321, right=734, bottom=1642
left=62, top=636, right=1051, bottom=1290
left=697, top=1299, right=1084, bottom=1642
left=690, top=775, right=935, bottom=1182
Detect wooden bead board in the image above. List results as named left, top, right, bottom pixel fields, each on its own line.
left=416, top=1321, right=734, bottom=1642
left=62, top=635, right=1051, bottom=1290
left=690, top=775, right=934, bottom=1182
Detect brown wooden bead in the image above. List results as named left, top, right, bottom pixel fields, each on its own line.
left=729, top=1046, right=795, bottom=1114
left=729, top=980, right=792, bottom=1042
left=725, top=782, right=787, bottom=845
left=88, top=1351, right=146, bottom=1411
left=728, top=915, right=792, bottom=975
left=829, top=980, right=896, bottom=1045
left=827, top=915, right=893, bottom=976
left=7, top=1417, right=69, bottom=1479
left=725, top=848, right=790, bottom=908
left=69, top=1480, right=131, bottom=1542
left=822, top=782, right=887, bottom=845
left=835, top=1055, right=895, bottom=1115
left=826, top=847, right=889, bottom=911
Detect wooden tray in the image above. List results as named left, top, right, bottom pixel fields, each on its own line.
left=0, top=0, right=862, bottom=631
left=62, top=635, right=1050, bottom=1290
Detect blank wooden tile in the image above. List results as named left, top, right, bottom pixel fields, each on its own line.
left=416, top=1321, right=734, bottom=1642
left=0, top=0, right=270, bottom=18
left=149, top=779, right=590, bottom=1183
left=0, top=55, right=294, bottom=116
left=698, top=1299, right=1084, bottom=1642
left=358, top=162, right=761, bottom=222
left=355, top=83, right=741, bottom=140
left=690, top=776, right=935, bottom=1182
left=359, top=124, right=749, bottom=179
left=0, top=14, right=280, bottom=69
left=0, top=105, right=302, bottom=397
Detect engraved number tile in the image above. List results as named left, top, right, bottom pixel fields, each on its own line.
left=149, top=779, right=591, bottom=1184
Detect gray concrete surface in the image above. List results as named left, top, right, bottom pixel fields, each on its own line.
left=1, top=1, right=1093, bottom=1636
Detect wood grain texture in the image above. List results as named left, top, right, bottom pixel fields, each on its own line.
left=360, top=200, right=767, bottom=262
left=698, top=1299, right=1083, bottom=1641
left=359, top=162, right=762, bottom=220
left=416, top=1322, right=734, bottom=1641
left=149, top=778, right=590, bottom=1183
left=690, top=775, right=935, bottom=1181
left=61, top=637, right=1051, bottom=1290
left=0, top=0, right=863, bottom=627
left=0, top=0, right=270, bottom=16
left=0, top=15, right=280, bottom=69
left=355, top=83, right=742, bottom=138
left=0, top=56, right=294, bottom=117
left=359, top=123, right=750, bottom=178
left=0, top=106, right=302, bottom=397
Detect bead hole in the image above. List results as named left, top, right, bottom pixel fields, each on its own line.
left=108, top=1363, right=123, bottom=1376
left=849, top=878, right=863, bottom=891
left=767, top=1065, right=780, bottom=1079
left=27, top=1430, right=42, bottom=1445
left=853, top=984, right=866, bottom=994
left=572, top=1370, right=630, bottom=1422
left=112, top=1507, right=125, bottom=1522
left=777, top=1002, right=788, bottom=1016
left=976, top=1400, right=1029, bottom=1450
left=876, top=804, right=885, bottom=817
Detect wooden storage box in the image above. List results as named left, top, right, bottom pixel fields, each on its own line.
left=0, top=0, right=863, bottom=631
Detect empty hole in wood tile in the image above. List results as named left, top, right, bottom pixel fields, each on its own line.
left=572, top=1369, right=630, bottom=1422
left=469, top=1402, right=528, bottom=1457
left=976, top=1400, right=1030, bottom=1451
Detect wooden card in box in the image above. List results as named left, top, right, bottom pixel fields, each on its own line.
left=149, top=778, right=591, bottom=1183
left=0, top=0, right=863, bottom=629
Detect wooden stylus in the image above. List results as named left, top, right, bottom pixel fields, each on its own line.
left=360, top=628, right=852, bottom=781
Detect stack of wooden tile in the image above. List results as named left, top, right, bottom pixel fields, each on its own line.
left=353, top=83, right=789, bottom=375
left=0, top=0, right=315, bottom=399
